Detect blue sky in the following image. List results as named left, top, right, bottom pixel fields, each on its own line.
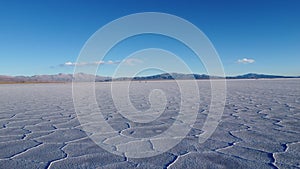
left=0, top=0, right=299, bottom=76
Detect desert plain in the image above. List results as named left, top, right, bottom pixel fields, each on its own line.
left=0, top=79, right=299, bottom=169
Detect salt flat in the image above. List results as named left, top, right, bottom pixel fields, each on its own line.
left=0, top=79, right=299, bottom=169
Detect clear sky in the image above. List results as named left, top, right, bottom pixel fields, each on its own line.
left=0, top=0, right=299, bottom=76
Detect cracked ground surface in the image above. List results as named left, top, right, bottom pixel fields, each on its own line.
left=0, top=79, right=299, bottom=168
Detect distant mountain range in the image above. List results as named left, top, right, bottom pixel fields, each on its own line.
left=0, top=73, right=299, bottom=83
left=226, top=73, right=300, bottom=79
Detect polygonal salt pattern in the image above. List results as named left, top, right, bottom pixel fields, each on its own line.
left=0, top=79, right=299, bottom=168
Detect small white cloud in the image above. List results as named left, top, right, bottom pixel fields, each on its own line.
left=64, top=61, right=74, bottom=66
left=122, top=58, right=143, bottom=66
left=60, top=58, right=143, bottom=67
left=63, top=61, right=86, bottom=66
left=95, top=61, right=105, bottom=65
left=237, top=58, right=255, bottom=64
left=107, top=60, right=120, bottom=64
left=62, top=60, right=122, bottom=67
